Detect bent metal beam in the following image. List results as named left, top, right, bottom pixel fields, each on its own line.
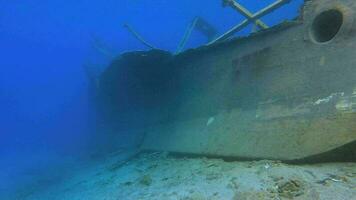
left=222, top=0, right=269, bottom=30
left=210, top=0, right=291, bottom=45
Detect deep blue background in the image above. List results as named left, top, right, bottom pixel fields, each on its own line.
left=0, top=0, right=303, bottom=178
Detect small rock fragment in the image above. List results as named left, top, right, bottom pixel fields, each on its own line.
left=139, top=175, right=152, bottom=186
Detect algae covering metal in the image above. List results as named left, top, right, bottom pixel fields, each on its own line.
left=98, top=0, right=356, bottom=160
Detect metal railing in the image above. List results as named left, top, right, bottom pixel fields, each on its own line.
left=122, top=0, right=292, bottom=52
left=209, top=0, right=291, bottom=45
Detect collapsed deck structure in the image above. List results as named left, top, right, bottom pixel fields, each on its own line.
left=98, top=0, right=356, bottom=161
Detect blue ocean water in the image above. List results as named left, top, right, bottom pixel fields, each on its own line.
left=0, top=0, right=304, bottom=199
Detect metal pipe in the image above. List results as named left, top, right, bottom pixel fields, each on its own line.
left=209, top=0, right=291, bottom=45
left=90, top=34, right=115, bottom=59
left=224, top=0, right=268, bottom=29
left=175, top=17, right=199, bottom=54
left=123, top=23, right=156, bottom=49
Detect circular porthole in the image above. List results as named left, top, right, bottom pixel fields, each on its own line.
left=310, top=9, right=344, bottom=43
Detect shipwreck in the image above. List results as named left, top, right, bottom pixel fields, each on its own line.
left=97, top=0, right=356, bottom=161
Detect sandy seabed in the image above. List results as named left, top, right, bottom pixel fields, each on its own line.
left=9, top=150, right=356, bottom=200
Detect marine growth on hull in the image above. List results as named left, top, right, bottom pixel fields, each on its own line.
left=98, top=0, right=356, bottom=162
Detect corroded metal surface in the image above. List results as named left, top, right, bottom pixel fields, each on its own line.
left=99, top=0, right=356, bottom=160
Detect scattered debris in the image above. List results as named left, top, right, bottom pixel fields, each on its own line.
left=139, top=175, right=153, bottom=186
left=316, top=174, right=348, bottom=185
left=227, top=177, right=239, bottom=191
left=206, top=117, right=215, bottom=126
left=276, top=179, right=305, bottom=199
left=264, top=163, right=271, bottom=170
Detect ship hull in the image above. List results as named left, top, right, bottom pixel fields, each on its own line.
left=99, top=0, right=356, bottom=160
